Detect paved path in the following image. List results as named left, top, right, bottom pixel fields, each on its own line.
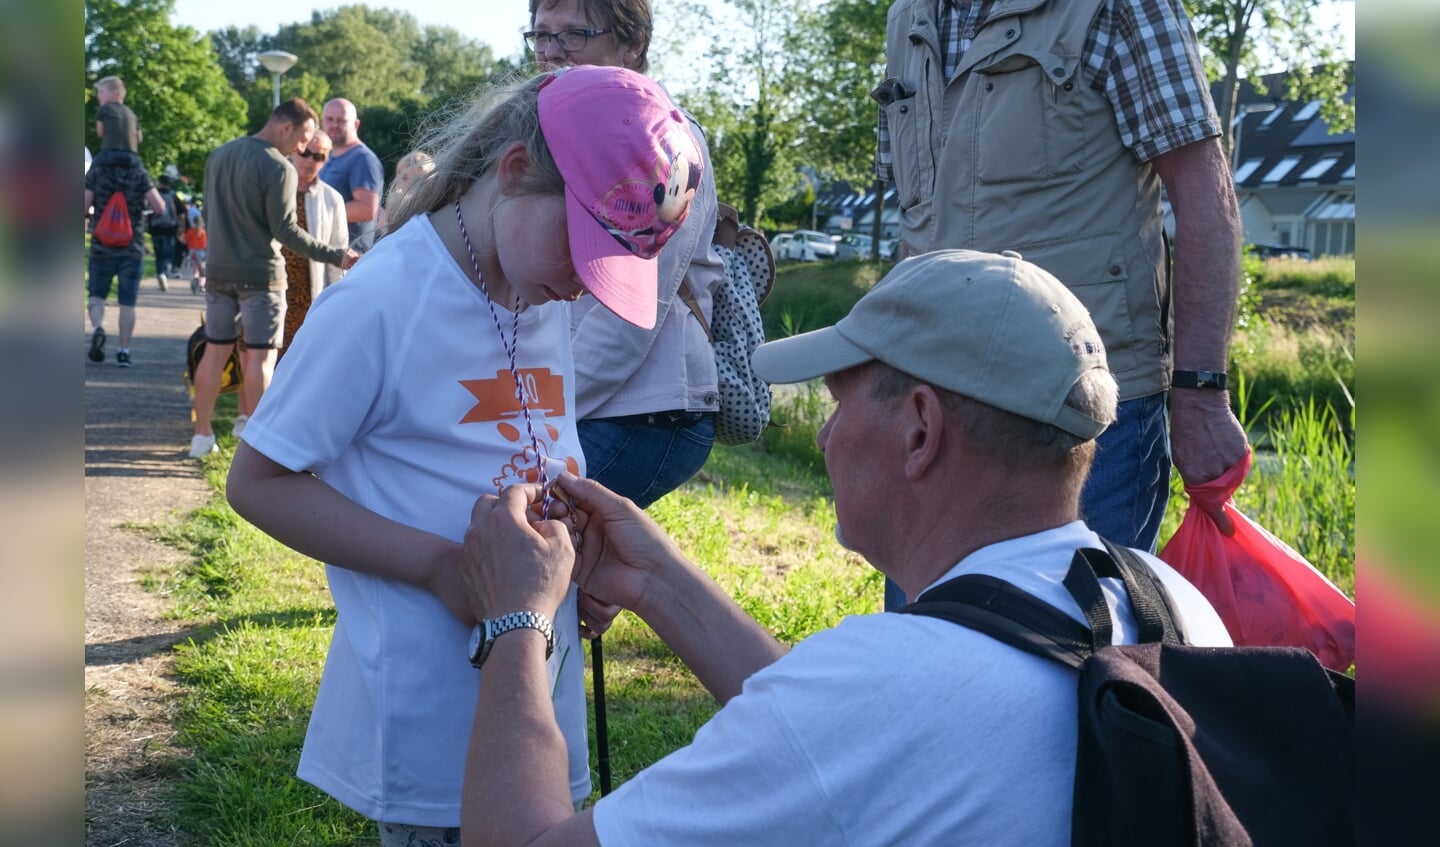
left=84, top=279, right=214, bottom=847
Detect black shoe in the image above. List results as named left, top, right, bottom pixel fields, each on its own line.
left=116, top=350, right=132, bottom=368
left=88, top=327, right=106, bottom=363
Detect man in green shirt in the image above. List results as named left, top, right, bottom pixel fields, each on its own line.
left=190, top=97, right=359, bottom=458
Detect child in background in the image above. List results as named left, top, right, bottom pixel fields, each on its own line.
left=224, top=67, right=702, bottom=846
left=183, top=213, right=207, bottom=294
left=377, top=148, right=435, bottom=232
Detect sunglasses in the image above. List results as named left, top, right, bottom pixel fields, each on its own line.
left=297, top=150, right=329, bottom=162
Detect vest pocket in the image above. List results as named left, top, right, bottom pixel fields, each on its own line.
left=883, top=93, right=926, bottom=213
left=975, top=53, right=1088, bottom=184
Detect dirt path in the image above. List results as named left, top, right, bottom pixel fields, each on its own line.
left=84, top=280, right=214, bottom=847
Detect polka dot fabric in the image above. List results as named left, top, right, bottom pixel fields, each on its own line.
left=709, top=227, right=773, bottom=445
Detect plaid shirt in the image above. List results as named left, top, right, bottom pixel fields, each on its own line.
left=876, top=0, right=1219, bottom=182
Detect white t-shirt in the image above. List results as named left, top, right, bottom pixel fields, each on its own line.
left=243, top=215, right=591, bottom=825
left=592, top=522, right=1230, bottom=845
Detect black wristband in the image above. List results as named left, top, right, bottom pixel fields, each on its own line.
left=1171, top=370, right=1228, bottom=390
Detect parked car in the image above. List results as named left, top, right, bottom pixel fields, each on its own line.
left=774, top=229, right=839, bottom=261
left=835, top=233, right=871, bottom=261
left=835, top=233, right=897, bottom=261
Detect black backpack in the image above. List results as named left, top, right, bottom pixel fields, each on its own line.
left=183, top=317, right=243, bottom=397
left=899, top=540, right=1355, bottom=846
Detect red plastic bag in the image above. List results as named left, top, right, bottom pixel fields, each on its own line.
left=1159, top=450, right=1356, bottom=671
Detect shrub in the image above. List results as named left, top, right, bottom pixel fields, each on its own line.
left=1230, top=319, right=1354, bottom=439
left=761, top=382, right=835, bottom=475
left=1251, top=255, right=1355, bottom=299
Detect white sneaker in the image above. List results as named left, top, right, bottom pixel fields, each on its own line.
left=189, top=433, right=217, bottom=458
left=232, top=415, right=249, bottom=437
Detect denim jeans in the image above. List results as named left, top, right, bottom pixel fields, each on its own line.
left=151, top=228, right=177, bottom=275
left=1078, top=392, right=1172, bottom=553
left=578, top=414, right=715, bottom=509
left=88, top=249, right=143, bottom=306
left=882, top=393, right=1171, bottom=611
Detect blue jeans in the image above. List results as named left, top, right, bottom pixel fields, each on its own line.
left=883, top=393, right=1171, bottom=611
left=1079, top=392, right=1172, bottom=553
left=151, top=228, right=177, bottom=275
left=88, top=249, right=143, bottom=306
left=578, top=414, right=715, bottom=509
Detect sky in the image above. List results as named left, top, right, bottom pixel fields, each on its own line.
left=170, top=0, right=1356, bottom=69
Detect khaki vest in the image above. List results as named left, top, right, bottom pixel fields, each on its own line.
left=882, top=0, right=1170, bottom=397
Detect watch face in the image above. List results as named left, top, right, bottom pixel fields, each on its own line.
left=468, top=623, right=484, bottom=664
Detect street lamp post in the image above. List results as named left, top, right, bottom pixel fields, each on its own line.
left=258, top=51, right=299, bottom=109
left=1231, top=102, right=1278, bottom=171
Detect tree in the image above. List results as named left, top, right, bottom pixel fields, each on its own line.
left=1183, top=0, right=1355, bottom=158
left=803, top=0, right=888, bottom=187
left=674, top=0, right=815, bottom=227
left=248, top=5, right=518, bottom=176
left=209, top=24, right=269, bottom=92
left=84, top=0, right=247, bottom=185
left=272, top=6, right=426, bottom=107
left=416, top=26, right=503, bottom=107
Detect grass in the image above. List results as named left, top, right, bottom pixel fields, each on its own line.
left=142, top=255, right=1354, bottom=842
left=762, top=259, right=887, bottom=339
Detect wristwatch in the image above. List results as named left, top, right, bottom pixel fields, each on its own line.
left=469, top=611, right=555, bottom=668
left=1171, top=369, right=1228, bottom=390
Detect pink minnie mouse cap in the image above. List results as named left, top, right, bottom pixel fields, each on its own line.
left=538, top=65, right=703, bottom=330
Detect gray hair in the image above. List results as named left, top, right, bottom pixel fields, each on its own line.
left=384, top=73, right=564, bottom=234
left=867, top=363, right=1118, bottom=476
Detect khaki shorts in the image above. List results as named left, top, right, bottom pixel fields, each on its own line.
left=204, top=279, right=286, bottom=349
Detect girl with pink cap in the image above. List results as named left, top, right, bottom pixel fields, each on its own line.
left=225, top=66, right=701, bottom=844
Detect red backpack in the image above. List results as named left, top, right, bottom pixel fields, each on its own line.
left=93, top=190, right=133, bottom=248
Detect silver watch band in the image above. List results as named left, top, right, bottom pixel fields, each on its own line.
left=472, top=610, right=555, bottom=668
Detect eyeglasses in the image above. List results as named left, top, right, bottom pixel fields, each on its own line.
left=297, top=150, right=329, bottom=162
left=522, top=27, right=611, bottom=52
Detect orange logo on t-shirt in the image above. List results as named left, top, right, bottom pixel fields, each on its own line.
left=460, top=368, right=567, bottom=423
left=458, top=369, right=580, bottom=491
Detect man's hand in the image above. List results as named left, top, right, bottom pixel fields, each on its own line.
left=461, top=485, right=576, bottom=622
left=553, top=473, right=683, bottom=614
left=340, top=248, right=361, bottom=270
left=577, top=591, right=620, bottom=640
left=1169, top=389, right=1249, bottom=535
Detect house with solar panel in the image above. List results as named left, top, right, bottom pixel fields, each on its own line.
left=1214, top=68, right=1355, bottom=258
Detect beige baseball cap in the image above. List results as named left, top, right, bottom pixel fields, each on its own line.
left=751, top=249, right=1112, bottom=439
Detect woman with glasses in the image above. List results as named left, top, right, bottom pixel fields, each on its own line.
left=277, top=131, right=348, bottom=362
left=526, top=0, right=725, bottom=511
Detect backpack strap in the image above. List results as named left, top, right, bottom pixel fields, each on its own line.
left=714, top=203, right=741, bottom=249
left=902, top=573, right=1097, bottom=670
left=1089, top=540, right=1187, bottom=646
left=677, top=285, right=713, bottom=341
left=899, top=541, right=1187, bottom=669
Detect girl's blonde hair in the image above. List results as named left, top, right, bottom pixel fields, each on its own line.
left=385, top=73, right=565, bottom=234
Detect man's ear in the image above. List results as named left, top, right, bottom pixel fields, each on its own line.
left=496, top=142, right=531, bottom=195
left=902, top=385, right=945, bottom=480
